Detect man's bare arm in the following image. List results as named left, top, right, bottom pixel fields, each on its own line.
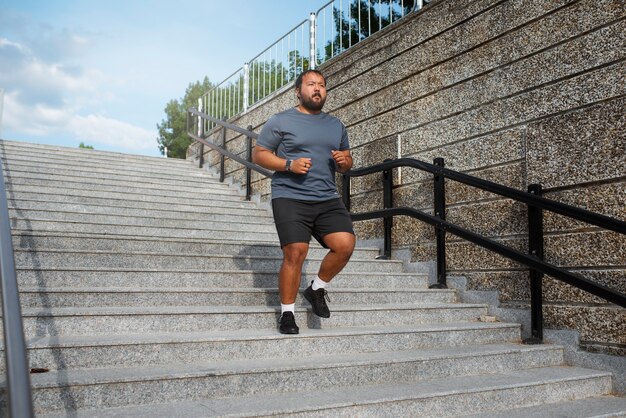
left=253, top=145, right=311, bottom=175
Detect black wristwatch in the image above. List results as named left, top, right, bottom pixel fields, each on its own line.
left=285, top=159, right=292, bottom=172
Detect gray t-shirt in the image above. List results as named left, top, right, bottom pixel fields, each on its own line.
left=256, top=107, right=350, bottom=201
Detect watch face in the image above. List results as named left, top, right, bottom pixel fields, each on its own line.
left=286, top=160, right=292, bottom=171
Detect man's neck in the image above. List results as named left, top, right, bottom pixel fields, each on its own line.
left=296, top=105, right=322, bottom=115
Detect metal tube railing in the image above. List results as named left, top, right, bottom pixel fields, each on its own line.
left=200, top=0, right=429, bottom=130
left=0, top=151, right=35, bottom=417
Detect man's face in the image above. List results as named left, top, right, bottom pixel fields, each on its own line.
left=297, top=72, right=327, bottom=112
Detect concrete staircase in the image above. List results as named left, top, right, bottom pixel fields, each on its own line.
left=1, top=139, right=624, bottom=417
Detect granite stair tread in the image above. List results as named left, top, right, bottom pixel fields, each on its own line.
left=34, top=367, right=615, bottom=418
left=18, top=322, right=521, bottom=372
left=21, top=302, right=487, bottom=316
left=24, top=322, right=521, bottom=349
left=462, top=395, right=626, bottom=417
left=23, top=343, right=563, bottom=388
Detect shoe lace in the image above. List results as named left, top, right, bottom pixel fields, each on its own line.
left=316, top=288, right=330, bottom=303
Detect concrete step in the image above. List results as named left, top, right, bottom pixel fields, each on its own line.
left=463, top=395, right=626, bottom=417
left=9, top=199, right=271, bottom=220
left=40, top=367, right=613, bottom=418
left=18, top=286, right=457, bottom=308
left=14, top=249, right=405, bottom=272
left=0, top=140, right=201, bottom=173
left=1, top=159, right=222, bottom=188
left=7, top=184, right=258, bottom=208
left=9, top=219, right=279, bottom=240
left=23, top=322, right=521, bottom=371
left=12, top=233, right=381, bottom=259
left=9, top=209, right=277, bottom=232
left=0, top=155, right=210, bottom=183
left=18, top=303, right=489, bottom=336
left=15, top=269, right=428, bottom=289
left=22, top=343, right=564, bottom=414
left=6, top=190, right=262, bottom=212
left=5, top=175, right=241, bottom=198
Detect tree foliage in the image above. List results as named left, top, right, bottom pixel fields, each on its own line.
left=78, top=142, right=94, bottom=149
left=156, top=77, right=213, bottom=158
left=323, top=0, right=417, bottom=61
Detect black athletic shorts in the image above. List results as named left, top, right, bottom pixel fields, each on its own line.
left=271, top=198, right=355, bottom=248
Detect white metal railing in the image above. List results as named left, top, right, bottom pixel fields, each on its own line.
left=199, top=0, right=427, bottom=133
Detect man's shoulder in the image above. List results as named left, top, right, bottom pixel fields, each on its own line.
left=274, top=107, right=298, bottom=118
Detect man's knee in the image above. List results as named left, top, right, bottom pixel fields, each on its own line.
left=282, top=243, right=309, bottom=265
left=325, top=233, right=355, bottom=259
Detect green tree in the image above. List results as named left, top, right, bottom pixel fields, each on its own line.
left=79, top=142, right=94, bottom=149
left=324, top=0, right=417, bottom=61
left=157, top=76, right=213, bottom=158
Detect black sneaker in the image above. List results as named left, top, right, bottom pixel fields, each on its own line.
left=303, top=281, right=331, bottom=318
left=279, top=311, right=299, bottom=334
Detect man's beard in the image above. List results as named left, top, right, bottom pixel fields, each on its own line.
left=300, top=94, right=326, bottom=111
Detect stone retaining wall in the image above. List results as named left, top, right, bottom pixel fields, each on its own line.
left=188, top=0, right=625, bottom=355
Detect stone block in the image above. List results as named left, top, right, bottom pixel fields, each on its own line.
left=446, top=237, right=529, bottom=270
left=446, top=199, right=528, bottom=238
left=527, top=97, right=626, bottom=189
left=544, top=305, right=626, bottom=346
left=544, top=231, right=625, bottom=267
left=543, top=181, right=626, bottom=232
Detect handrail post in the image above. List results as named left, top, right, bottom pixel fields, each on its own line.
left=246, top=125, right=253, bottom=201
left=309, top=13, right=316, bottom=70
left=197, top=98, right=203, bottom=137
left=0, top=157, right=35, bottom=418
left=379, top=160, right=393, bottom=260
left=243, top=63, right=249, bottom=112
left=431, top=157, right=447, bottom=289
left=219, top=119, right=227, bottom=183
left=526, top=183, right=544, bottom=344
left=342, top=174, right=351, bottom=212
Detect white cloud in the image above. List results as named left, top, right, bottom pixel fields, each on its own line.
left=3, top=91, right=156, bottom=152
left=68, top=114, right=156, bottom=151
left=0, top=29, right=157, bottom=154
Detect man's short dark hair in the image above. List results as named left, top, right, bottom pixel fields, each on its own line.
left=295, top=69, right=326, bottom=90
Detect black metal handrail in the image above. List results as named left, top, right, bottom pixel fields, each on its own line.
left=187, top=110, right=626, bottom=343
left=0, top=156, right=34, bottom=417
left=343, top=158, right=626, bottom=342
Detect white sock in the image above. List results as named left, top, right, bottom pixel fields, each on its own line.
left=311, top=276, right=329, bottom=291
left=281, top=303, right=295, bottom=314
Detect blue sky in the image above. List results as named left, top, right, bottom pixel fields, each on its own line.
left=0, top=0, right=329, bottom=156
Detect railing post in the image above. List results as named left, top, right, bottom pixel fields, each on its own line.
left=219, top=119, right=227, bottom=183
left=431, top=157, right=447, bottom=289
left=197, top=144, right=204, bottom=169
left=342, top=174, right=351, bottom=212
left=246, top=125, right=253, bottom=201
left=526, top=183, right=544, bottom=344
left=197, top=98, right=203, bottom=137
left=309, top=12, right=316, bottom=70
left=243, top=63, right=249, bottom=112
left=379, top=160, right=393, bottom=260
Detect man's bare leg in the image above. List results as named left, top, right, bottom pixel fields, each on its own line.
left=279, top=242, right=309, bottom=304
left=304, top=232, right=355, bottom=318
left=317, top=232, right=356, bottom=282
